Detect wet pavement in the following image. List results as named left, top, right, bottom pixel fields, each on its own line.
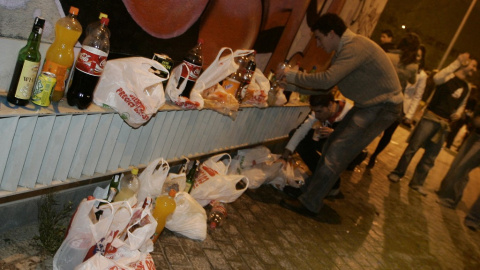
left=1, top=126, right=480, bottom=269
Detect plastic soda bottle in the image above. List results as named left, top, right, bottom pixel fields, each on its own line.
left=42, top=6, right=82, bottom=102
left=67, top=13, right=110, bottom=109
left=177, top=39, right=203, bottom=98
left=114, top=168, right=139, bottom=202
left=207, top=200, right=227, bottom=230
left=151, top=189, right=177, bottom=242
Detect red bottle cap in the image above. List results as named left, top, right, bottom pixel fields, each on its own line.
left=197, top=38, right=204, bottom=45
left=69, top=6, right=79, bottom=15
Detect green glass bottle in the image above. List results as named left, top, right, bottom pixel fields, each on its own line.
left=184, top=160, right=199, bottom=193
left=7, top=17, right=45, bottom=106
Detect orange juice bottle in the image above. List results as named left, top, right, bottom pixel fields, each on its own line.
left=151, top=189, right=177, bottom=243
left=42, top=6, right=82, bottom=102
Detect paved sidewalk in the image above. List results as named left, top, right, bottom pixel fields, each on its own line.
left=1, top=126, right=480, bottom=269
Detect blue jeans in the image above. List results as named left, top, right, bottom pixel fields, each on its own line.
left=437, top=132, right=480, bottom=206
left=391, top=117, right=446, bottom=186
left=466, top=195, right=480, bottom=229
left=299, top=102, right=402, bottom=213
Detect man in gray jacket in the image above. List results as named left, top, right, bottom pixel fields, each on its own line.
left=276, top=13, right=402, bottom=216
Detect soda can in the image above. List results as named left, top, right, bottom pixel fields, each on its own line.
left=31, top=71, right=56, bottom=106
left=151, top=53, right=173, bottom=79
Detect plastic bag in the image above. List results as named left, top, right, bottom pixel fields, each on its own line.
left=93, top=57, right=169, bottom=128
left=165, top=192, right=207, bottom=240
left=190, top=153, right=249, bottom=206
left=240, top=70, right=269, bottom=107
left=201, top=83, right=239, bottom=118
left=167, top=48, right=252, bottom=110
left=235, top=146, right=274, bottom=167
left=137, top=158, right=170, bottom=203
left=53, top=199, right=115, bottom=270
left=75, top=252, right=155, bottom=270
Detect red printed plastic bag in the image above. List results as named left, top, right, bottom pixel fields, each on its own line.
left=93, top=57, right=169, bottom=128
left=190, top=154, right=249, bottom=206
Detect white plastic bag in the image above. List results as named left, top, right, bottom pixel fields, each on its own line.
left=239, top=69, right=269, bottom=107
left=93, top=57, right=169, bottom=128
left=53, top=199, right=115, bottom=270
left=166, top=48, right=254, bottom=110
left=190, top=153, right=249, bottom=206
left=236, top=146, right=274, bottom=167
left=137, top=158, right=170, bottom=203
left=165, top=192, right=207, bottom=240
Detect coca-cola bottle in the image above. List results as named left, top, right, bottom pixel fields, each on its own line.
left=67, top=13, right=110, bottom=109
left=177, top=39, right=203, bottom=98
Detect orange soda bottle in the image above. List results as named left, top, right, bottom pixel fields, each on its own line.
left=42, top=6, right=82, bottom=102
left=151, top=189, right=177, bottom=242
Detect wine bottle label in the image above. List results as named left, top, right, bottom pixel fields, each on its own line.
left=14, top=60, right=39, bottom=100
left=180, top=61, right=201, bottom=81
left=42, top=60, right=69, bottom=92
left=75, top=46, right=108, bottom=76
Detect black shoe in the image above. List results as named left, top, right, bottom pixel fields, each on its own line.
left=367, top=157, right=376, bottom=169
left=280, top=198, right=317, bottom=217
left=283, top=186, right=302, bottom=198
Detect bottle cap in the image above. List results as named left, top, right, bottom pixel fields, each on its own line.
left=197, top=38, right=204, bottom=44
left=168, top=189, right=177, bottom=197
left=99, top=13, right=108, bottom=19
left=100, top=17, right=110, bottom=26
left=69, top=6, right=79, bottom=15
left=131, top=167, right=139, bottom=175
left=34, top=17, right=45, bottom=28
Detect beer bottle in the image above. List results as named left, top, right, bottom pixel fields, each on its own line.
left=184, top=160, right=199, bottom=193
left=7, top=17, right=45, bottom=106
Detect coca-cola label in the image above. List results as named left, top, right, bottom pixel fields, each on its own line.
left=180, top=61, right=201, bottom=81
left=75, top=46, right=108, bottom=76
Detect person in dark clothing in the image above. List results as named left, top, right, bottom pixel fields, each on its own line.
left=436, top=103, right=480, bottom=231
left=379, top=29, right=395, bottom=52
left=388, top=53, right=477, bottom=196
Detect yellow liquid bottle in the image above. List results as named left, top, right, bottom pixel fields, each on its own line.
left=42, top=6, right=82, bottom=102
left=151, top=189, right=177, bottom=243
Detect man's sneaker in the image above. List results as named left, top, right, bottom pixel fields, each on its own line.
left=388, top=172, right=401, bottom=183
left=409, top=184, right=428, bottom=196
left=464, top=218, right=480, bottom=231
left=436, top=198, right=456, bottom=209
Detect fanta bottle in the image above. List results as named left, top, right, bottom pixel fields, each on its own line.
left=42, top=6, right=82, bottom=102
left=151, top=189, right=177, bottom=242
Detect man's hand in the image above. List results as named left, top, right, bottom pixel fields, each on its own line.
left=457, top=52, right=471, bottom=66
left=450, top=112, right=461, bottom=122
left=317, top=126, right=333, bottom=138
left=275, top=65, right=290, bottom=81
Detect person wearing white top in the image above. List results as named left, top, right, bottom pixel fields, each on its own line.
left=403, top=45, right=428, bottom=127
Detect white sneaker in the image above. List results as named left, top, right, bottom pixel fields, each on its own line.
left=409, top=185, right=427, bottom=196
left=388, top=173, right=401, bottom=183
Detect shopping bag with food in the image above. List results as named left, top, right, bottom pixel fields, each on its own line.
left=239, top=68, right=269, bottom=107
left=189, top=153, right=249, bottom=206
left=53, top=198, right=115, bottom=270
left=165, top=192, right=207, bottom=240
left=93, top=57, right=169, bottom=128
left=137, top=158, right=170, bottom=203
